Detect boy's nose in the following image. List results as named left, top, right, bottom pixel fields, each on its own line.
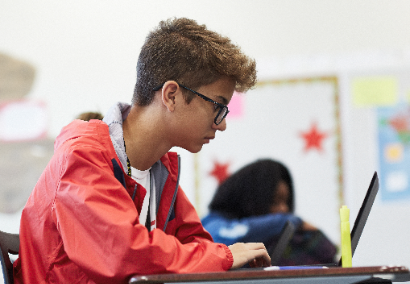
left=213, top=119, right=227, bottom=131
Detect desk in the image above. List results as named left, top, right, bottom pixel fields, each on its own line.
left=129, top=266, right=410, bottom=284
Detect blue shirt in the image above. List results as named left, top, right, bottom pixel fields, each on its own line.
left=201, top=211, right=302, bottom=246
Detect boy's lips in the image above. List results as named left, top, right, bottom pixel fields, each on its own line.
left=204, top=136, right=215, bottom=143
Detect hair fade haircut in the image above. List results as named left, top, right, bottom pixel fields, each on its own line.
left=133, top=17, right=257, bottom=106
left=208, top=159, right=295, bottom=219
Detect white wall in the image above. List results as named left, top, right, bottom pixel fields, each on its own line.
left=1, top=0, right=410, bottom=271
left=2, top=0, right=410, bottom=138
left=0, top=0, right=409, bottom=135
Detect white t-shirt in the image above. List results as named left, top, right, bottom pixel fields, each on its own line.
left=130, top=167, right=157, bottom=231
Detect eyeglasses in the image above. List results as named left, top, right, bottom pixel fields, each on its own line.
left=152, top=82, right=230, bottom=125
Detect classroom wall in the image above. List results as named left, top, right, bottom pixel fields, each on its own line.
left=1, top=0, right=410, bottom=270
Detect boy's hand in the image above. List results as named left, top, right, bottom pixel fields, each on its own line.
left=228, top=242, right=271, bottom=269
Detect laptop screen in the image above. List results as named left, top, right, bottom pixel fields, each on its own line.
left=337, top=171, right=379, bottom=266
left=350, top=171, right=379, bottom=256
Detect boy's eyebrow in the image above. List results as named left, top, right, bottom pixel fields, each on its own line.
left=216, top=96, right=229, bottom=105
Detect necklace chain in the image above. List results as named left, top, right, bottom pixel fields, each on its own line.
left=124, top=139, right=131, bottom=177
left=126, top=158, right=131, bottom=177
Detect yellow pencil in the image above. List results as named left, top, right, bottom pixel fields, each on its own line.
left=340, top=205, right=352, bottom=267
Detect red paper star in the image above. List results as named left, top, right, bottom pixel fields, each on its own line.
left=300, top=122, right=328, bottom=152
left=209, top=161, right=231, bottom=185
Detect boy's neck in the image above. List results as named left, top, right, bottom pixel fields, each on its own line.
left=122, top=104, right=171, bottom=171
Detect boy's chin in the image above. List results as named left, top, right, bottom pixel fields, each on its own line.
left=181, top=144, right=203, bottom=154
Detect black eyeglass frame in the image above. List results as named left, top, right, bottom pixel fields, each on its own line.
left=152, top=82, right=230, bottom=125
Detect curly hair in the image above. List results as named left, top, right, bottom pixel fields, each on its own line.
left=208, top=159, right=295, bottom=219
left=133, top=17, right=257, bottom=106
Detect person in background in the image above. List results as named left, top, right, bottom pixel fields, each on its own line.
left=14, top=17, right=270, bottom=284
left=76, top=111, right=104, bottom=121
left=202, top=158, right=337, bottom=266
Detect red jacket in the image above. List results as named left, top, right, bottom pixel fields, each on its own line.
left=14, top=119, right=233, bottom=284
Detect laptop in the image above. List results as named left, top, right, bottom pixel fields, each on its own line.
left=264, top=171, right=379, bottom=268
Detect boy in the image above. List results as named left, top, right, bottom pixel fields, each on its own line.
left=14, top=17, right=270, bottom=284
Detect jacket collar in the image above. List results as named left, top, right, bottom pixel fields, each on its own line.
left=102, top=102, right=132, bottom=172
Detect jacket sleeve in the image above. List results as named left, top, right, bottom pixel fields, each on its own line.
left=202, top=212, right=303, bottom=246
left=52, top=143, right=232, bottom=283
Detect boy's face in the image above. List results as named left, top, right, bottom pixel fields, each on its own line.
left=173, top=76, right=235, bottom=153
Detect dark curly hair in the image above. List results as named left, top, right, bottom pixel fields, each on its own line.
left=208, top=159, right=295, bottom=219
left=133, top=17, right=257, bottom=106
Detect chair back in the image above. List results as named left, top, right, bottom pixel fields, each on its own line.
left=0, top=230, right=19, bottom=284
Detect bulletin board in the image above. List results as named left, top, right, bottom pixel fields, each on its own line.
left=341, top=69, right=410, bottom=267
left=187, top=76, right=344, bottom=244
left=349, top=73, right=410, bottom=202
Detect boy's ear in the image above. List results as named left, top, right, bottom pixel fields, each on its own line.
left=161, top=81, right=179, bottom=112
